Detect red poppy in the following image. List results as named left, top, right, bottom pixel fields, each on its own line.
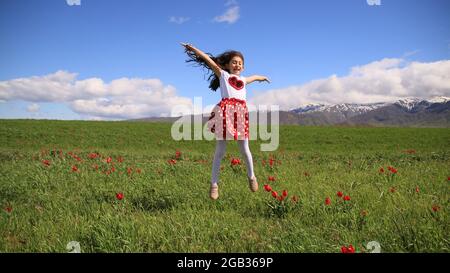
left=341, top=245, right=355, bottom=253
left=325, top=197, right=331, bottom=205
left=117, top=156, right=124, bottom=163
left=116, top=192, right=124, bottom=200
left=432, top=205, right=440, bottom=212
left=271, top=191, right=278, bottom=198
left=264, top=184, right=272, bottom=192
left=89, top=153, right=98, bottom=159
left=379, top=167, right=384, bottom=173
left=175, top=151, right=182, bottom=159
left=168, top=159, right=177, bottom=165
left=387, top=166, right=397, bottom=174
left=347, top=245, right=355, bottom=253
left=447, top=176, right=450, bottom=181
left=106, top=157, right=113, bottom=164
left=136, top=168, right=141, bottom=174
left=343, top=195, right=351, bottom=201
left=282, top=190, right=288, bottom=197
left=337, top=191, right=343, bottom=198
left=269, top=158, right=275, bottom=167
left=415, top=186, right=419, bottom=193
left=268, top=176, right=276, bottom=182
left=72, top=165, right=78, bottom=172
left=277, top=196, right=284, bottom=201
left=231, top=158, right=241, bottom=166
left=42, top=160, right=50, bottom=167
left=389, top=187, right=396, bottom=193
left=127, top=167, right=133, bottom=175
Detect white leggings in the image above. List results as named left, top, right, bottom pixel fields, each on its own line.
left=211, top=139, right=255, bottom=184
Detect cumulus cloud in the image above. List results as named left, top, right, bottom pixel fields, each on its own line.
left=66, top=0, right=81, bottom=6
left=249, top=58, right=450, bottom=110
left=27, top=103, right=40, bottom=113
left=0, top=70, right=193, bottom=119
left=169, top=16, right=190, bottom=24
left=214, top=5, right=240, bottom=24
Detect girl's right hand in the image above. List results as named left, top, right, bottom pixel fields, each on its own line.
left=181, top=42, right=195, bottom=52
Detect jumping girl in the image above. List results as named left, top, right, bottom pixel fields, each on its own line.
left=181, top=43, right=270, bottom=200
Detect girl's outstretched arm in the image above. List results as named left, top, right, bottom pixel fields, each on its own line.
left=181, top=43, right=222, bottom=78
left=246, top=75, right=271, bottom=85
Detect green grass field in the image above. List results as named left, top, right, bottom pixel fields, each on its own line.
left=0, top=119, right=448, bottom=253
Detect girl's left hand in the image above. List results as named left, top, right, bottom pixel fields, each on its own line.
left=260, top=76, right=271, bottom=83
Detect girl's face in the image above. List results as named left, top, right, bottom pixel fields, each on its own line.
left=226, top=56, right=244, bottom=75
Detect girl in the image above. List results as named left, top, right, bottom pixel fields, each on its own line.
left=181, top=43, right=270, bottom=200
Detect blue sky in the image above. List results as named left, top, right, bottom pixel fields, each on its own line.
left=0, top=0, right=449, bottom=120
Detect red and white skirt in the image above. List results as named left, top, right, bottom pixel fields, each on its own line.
left=207, top=97, right=249, bottom=140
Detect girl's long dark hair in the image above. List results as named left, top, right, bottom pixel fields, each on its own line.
left=185, top=49, right=244, bottom=91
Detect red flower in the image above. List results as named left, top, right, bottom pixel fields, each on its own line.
left=341, top=245, right=355, bottom=253
left=277, top=196, right=284, bottom=201
left=271, top=191, right=278, bottom=198
left=282, top=190, right=288, bottom=197
left=264, top=184, right=272, bottom=192
left=447, top=176, right=450, bottom=181
left=175, top=150, right=182, bottom=159
left=127, top=167, right=133, bottom=175
left=136, top=168, right=141, bottom=174
left=89, top=153, right=98, bottom=159
left=387, top=166, right=397, bottom=174
left=231, top=158, right=241, bottom=166
left=116, top=192, right=124, bottom=200
left=337, top=191, right=343, bottom=198
left=347, top=245, right=355, bottom=253
left=106, top=157, right=113, bottom=164
left=4, top=206, right=12, bottom=213
left=379, top=167, right=385, bottom=173
left=325, top=197, right=331, bottom=205
left=268, top=176, right=276, bottom=182
left=415, top=186, right=419, bottom=193
left=292, top=195, right=299, bottom=203
left=389, top=187, right=396, bottom=193
left=42, top=160, right=50, bottom=167
left=343, top=195, right=351, bottom=201
left=168, top=159, right=177, bottom=165
left=72, top=165, right=78, bottom=172
left=269, top=158, right=275, bottom=167
left=117, top=156, right=124, bottom=163
left=432, top=205, right=440, bottom=212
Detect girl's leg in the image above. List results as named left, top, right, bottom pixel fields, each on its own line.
left=211, top=140, right=227, bottom=185
left=237, top=139, right=255, bottom=179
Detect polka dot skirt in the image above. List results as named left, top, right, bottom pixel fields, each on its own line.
left=207, top=97, right=249, bottom=140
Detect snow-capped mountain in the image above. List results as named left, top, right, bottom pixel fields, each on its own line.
left=286, top=97, right=450, bottom=127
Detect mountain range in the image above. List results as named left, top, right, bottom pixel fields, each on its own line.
left=131, top=96, right=450, bottom=127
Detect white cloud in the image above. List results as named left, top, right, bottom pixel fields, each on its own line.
left=214, top=6, right=240, bottom=24
left=249, top=58, right=450, bottom=110
left=66, top=0, right=81, bottom=6
left=27, top=103, right=40, bottom=113
left=169, top=16, right=190, bottom=24
left=225, top=0, right=239, bottom=6
left=0, top=71, right=193, bottom=120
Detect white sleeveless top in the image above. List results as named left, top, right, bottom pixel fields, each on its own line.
left=219, top=70, right=247, bottom=101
